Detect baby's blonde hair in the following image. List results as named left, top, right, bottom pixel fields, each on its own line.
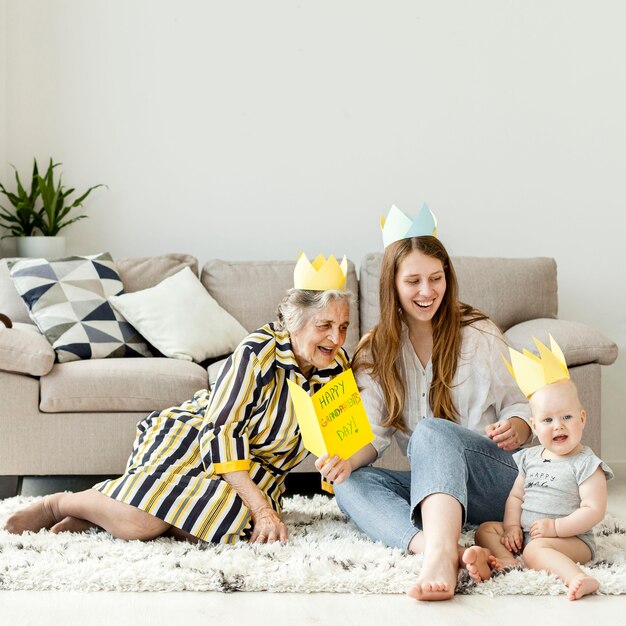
left=529, top=378, right=583, bottom=416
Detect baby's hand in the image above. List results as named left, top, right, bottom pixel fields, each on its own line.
left=501, top=525, right=523, bottom=553
left=314, top=454, right=352, bottom=485
left=485, top=419, right=525, bottom=451
left=530, top=518, right=557, bottom=538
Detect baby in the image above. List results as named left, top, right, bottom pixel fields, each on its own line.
left=463, top=337, right=613, bottom=601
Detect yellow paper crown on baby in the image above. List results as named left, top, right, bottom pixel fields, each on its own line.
left=503, top=335, right=570, bottom=398
left=293, top=253, right=348, bottom=291
left=380, top=203, right=438, bottom=248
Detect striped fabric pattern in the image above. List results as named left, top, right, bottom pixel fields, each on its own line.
left=94, top=323, right=349, bottom=543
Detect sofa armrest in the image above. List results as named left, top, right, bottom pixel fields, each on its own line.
left=504, top=318, right=618, bottom=367
left=0, top=322, right=56, bottom=376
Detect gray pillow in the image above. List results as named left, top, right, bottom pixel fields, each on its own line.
left=9, top=253, right=152, bottom=362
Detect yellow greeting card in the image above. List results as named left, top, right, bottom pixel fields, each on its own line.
left=287, top=368, right=374, bottom=460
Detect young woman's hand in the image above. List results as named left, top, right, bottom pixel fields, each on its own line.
left=530, top=518, right=557, bottom=538
left=315, top=453, right=352, bottom=484
left=485, top=417, right=530, bottom=451
left=501, top=525, right=524, bottom=553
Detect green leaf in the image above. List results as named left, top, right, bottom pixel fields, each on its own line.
left=0, top=157, right=104, bottom=237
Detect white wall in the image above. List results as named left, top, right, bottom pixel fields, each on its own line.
left=2, top=1, right=625, bottom=462
left=0, top=0, right=6, bottom=180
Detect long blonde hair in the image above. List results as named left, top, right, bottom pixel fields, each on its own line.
left=353, top=236, right=487, bottom=429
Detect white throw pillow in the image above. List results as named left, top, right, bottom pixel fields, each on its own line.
left=109, top=267, right=248, bottom=362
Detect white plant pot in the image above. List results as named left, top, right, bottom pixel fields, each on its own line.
left=16, top=236, right=66, bottom=259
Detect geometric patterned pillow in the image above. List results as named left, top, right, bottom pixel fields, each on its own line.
left=8, top=252, right=152, bottom=362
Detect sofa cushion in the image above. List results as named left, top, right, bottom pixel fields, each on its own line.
left=115, top=253, right=199, bottom=292
left=359, top=254, right=558, bottom=333
left=109, top=267, right=248, bottom=362
left=200, top=259, right=361, bottom=357
left=9, top=253, right=152, bottom=362
left=207, top=357, right=229, bottom=388
left=39, top=358, right=208, bottom=412
left=0, top=259, right=31, bottom=324
left=505, top=318, right=618, bottom=367
left=0, top=322, right=55, bottom=376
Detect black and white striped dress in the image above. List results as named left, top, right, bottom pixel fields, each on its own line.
left=94, top=323, right=349, bottom=543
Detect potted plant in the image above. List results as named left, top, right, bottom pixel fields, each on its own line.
left=0, top=158, right=104, bottom=258
left=0, top=160, right=41, bottom=236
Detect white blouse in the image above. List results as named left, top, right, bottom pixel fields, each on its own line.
left=357, top=319, right=531, bottom=458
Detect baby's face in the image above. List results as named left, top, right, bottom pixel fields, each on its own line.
left=529, top=380, right=586, bottom=457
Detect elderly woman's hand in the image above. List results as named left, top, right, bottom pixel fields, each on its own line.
left=315, top=453, right=353, bottom=484
left=485, top=417, right=531, bottom=451
left=249, top=505, right=288, bottom=544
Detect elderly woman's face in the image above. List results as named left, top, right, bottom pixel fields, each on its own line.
left=290, top=300, right=350, bottom=375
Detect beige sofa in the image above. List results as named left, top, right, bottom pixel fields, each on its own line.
left=0, top=253, right=618, bottom=497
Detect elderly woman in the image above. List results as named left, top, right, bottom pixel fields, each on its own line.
left=5, top=262, right=351, bottom=544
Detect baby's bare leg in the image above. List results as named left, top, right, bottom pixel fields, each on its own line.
left=460, top=522, right=512, bottom=582
left=523, top=537, right=598, bottom=600
left=474, top=521, right=520, bottom=568
left=568, top=575, right=600, bottom=601
left=462, top=546, right=497, bottom=582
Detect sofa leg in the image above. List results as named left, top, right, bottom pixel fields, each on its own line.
left=0, top=476, right=21, bottom=499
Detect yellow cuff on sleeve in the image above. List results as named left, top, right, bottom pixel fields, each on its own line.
left=321, top=477, right=334, bottom=494
left=213, top=459, right=251, bottom=474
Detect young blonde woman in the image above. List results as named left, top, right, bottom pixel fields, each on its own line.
left=317, top=209, right=531, bottom=601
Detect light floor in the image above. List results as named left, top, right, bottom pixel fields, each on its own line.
left=2, top=470, right=626, bottom=626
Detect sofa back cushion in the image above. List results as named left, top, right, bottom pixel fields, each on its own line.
left=200, top=259, right=361, bottom=357
left=0, top=259, right=31, bottom=324
left=0, top=253, right=200, bottom=325
left=359, top=255, right=558, bottom=334
left=115, top=253, right=199, bottom=292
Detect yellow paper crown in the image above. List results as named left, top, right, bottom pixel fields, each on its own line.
left=503, top=335, right=570, bottom=398
left=293, top=253, right=348, bottom=291
left=380, top=203, right=438, bottom=248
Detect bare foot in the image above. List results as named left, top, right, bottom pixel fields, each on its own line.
left=462, top=546, right=494, bottom=582
left=489, top=555, right=519, bottom=570
left=568, top=574, right=600, bottom=601
left=407, top=550, right=457, bottom=601
left=51, top=516, right=97, bottom=534
left=3, top=497, right=59, bottom=534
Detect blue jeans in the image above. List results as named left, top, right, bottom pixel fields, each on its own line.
left=334, top=418, right=518, bottom=550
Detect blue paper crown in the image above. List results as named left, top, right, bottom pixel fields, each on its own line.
left=381, top=203, right=438, bottom=248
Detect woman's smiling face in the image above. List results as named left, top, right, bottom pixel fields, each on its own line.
left=395, top=250, right=446, bottom=328
left=290, top=300, right=350, bottom=376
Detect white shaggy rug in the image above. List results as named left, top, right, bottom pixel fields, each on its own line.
left=1, top=495, right=625, bottom=595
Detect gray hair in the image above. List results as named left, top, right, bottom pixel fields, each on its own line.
left=275, top=289, right=353, bottom=334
